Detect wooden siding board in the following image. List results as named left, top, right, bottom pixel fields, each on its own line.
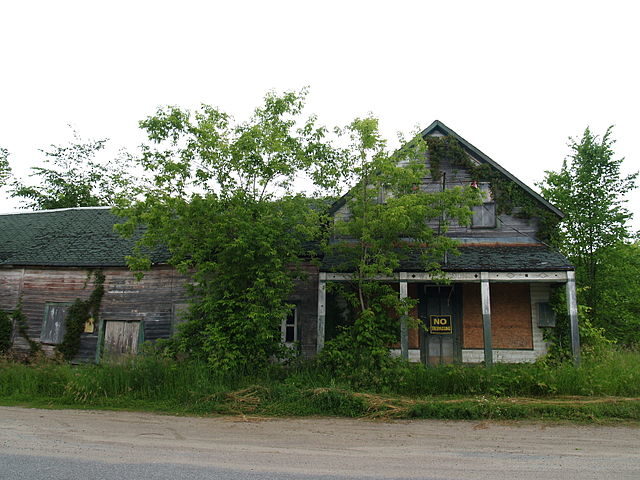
left=2, top=266, right=190, bottom=360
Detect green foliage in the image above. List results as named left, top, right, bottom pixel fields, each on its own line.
left=57, top=270, right=105, bottom=361
left=539, top=127, right=638, bottom=342
left=11, top=131, right=138, bottom=209
left=595, top=242, right=640, bottom=347
left=117, top=89, right=346, bottom=371
left=2, top=352, right=640, bottom=421
left=321, top=119, right=482, bottom=377
left=0, top=310, right=12, bottom=354
left=542, top=285, right=613, bottom=363
left=424, top=135, right=470, bottom=181
left=0, top=147, right=11, bottom=187
left=422, top=136, right=560, bottom=241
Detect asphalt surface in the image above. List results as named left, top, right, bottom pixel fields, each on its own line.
left=1, top=407, right=639, bottom=479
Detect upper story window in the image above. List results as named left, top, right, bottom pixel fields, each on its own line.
left=471, top=183, right=496, bottom=228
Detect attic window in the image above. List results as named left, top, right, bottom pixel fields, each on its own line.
left=472, top=203, right=496, bottom=228
left=471, top=183, right=496, bottom=228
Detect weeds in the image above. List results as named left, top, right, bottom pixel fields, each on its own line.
left=1, top=350, right=640, bottom=421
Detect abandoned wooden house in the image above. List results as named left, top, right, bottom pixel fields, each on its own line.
left=0, top=120, right=580, bottom=365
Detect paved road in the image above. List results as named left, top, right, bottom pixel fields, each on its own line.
left=0, top=407, right=639, bottom=479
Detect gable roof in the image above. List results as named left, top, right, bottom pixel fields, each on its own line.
left=421, top=120, right=563, bottom=218
left=0, top=207, right=168, bottom=267
left=330, top=120, right=563, bottom=218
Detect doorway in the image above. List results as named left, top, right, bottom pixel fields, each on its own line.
left=419, top=285, right=462, bottom=365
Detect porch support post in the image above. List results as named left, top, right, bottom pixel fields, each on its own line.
left=317, top=272, right=327, bottom=353
left=399, top=272, right=409, bottom=360
left=480, top=272, right=493, bottom=367
left=566, top=270, right=581, bottom=366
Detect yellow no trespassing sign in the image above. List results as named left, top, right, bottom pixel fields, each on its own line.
left=429, top=315, right=452, bottom=334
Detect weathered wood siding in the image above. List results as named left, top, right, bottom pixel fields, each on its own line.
left=334, top=146, right=542, bottom=243
left=2, top=262, right=321, bottom=361
left=1, top=265, right=190, bottom=362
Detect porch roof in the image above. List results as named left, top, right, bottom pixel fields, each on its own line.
left=320, top=244, right=573, bottom=273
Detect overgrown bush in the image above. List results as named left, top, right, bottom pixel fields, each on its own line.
left=0, top=310, right=12, bottom=354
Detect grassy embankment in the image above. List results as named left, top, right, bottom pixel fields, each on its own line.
left=1, top=351, right=640, bottom=421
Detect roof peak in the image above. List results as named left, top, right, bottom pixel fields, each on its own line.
left=420, top=120, right=563, bottom=218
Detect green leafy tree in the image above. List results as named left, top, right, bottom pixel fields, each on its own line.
left=117, top=89, right=347, bottom=371
left=0, top=147, right=10, bottom=187
left=320, top=119, right=482, bottom=380
left=595, top=241, right=640, bottom=347
left=540, top=126, right=638, bottom=342
left=11, top=132, right=137, bottom=209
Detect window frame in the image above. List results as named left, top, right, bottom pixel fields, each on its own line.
left=471, top=201, right=497, bottom=229
left=281, top=306, right=298, bottom=344
left=470, top=182, right=496, bottom=229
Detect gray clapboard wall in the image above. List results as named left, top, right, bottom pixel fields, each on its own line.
left=334, top=149, right=541, bottom=242
left=0, top=265, right=190, bottom=362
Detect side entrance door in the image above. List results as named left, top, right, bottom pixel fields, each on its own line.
left=419, top=285, right=462, bottom=365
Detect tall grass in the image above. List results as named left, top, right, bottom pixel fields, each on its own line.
left=1, top=350, right=639, bottom=419
left=395, top=351, right=640, bottom=397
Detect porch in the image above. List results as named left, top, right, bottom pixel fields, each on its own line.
left=316, top=269, right=580, bottom=366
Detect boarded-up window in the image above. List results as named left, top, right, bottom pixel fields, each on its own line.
left=471, top=183, right=496, bottom=228
left=472, top=202, right=496, bottom=228
left=40, top=303, right=70, bottom=344
left=462, top=283, right=533, bottom=349
left=104, top=321, right=141, bottom=356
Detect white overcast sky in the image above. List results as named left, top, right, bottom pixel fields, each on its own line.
left=1, top=0, right=638, bottom=228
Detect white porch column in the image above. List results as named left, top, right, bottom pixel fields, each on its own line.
left=399, top=272, right=409, bottom=360
left=566, top=271, right=581, bottom=366
left=316, top=272, right=327, bottom=353
left=480, top=271, right=493, bottom=367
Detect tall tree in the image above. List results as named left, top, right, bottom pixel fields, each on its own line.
left=11, top=132, right=137, bottom=210
left=320, top=119, right=481, bottom=378
left=540, top=126, right=638, bottom=338
left=117, top=89, right=347, bottom=371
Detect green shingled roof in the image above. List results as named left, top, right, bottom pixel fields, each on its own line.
left=0, top=208, right=572, bottom=272
left=0, top=208, right=168, bottom=267
left=321, top=245, right=573, bottom=272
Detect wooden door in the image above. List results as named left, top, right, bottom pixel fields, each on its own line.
left=104, top=321, right=141, bottom=357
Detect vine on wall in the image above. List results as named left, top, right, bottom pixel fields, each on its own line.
left=425, top=135, right=559, bottom=241
left=0, top=310, right=12, bottom=354
left=425, top=136, right=469, bottom=182
left=57, top=270, right=105, bottom=361
left=11, top=300, right=42, bottom=355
